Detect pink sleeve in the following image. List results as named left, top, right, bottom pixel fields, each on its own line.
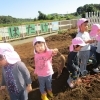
left=47, top=49, right=53, bottom=57
left=96, top=35, right=100, bottom=41
left=34, top=69, right=37, bottom=74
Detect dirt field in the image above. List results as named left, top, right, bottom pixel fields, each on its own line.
left=0, top=28, right=100, bottom=100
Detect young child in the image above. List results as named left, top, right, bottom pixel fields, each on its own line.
left=0, top=43, right=32, bottom=100
left=33, top=36, right=58, bottom=100
left=76, top=18, right=95, bottom=76
left=89, top=24, right=100, bottom=46
left=90, top=24, right=100, bottom=72
left=67, top=37, right=86, bottom=88
left=96, top=29, right=100, bottom=71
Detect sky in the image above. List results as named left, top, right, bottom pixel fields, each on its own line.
left=0, top=0, right=100, bottom=19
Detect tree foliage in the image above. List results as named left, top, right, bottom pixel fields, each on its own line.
left=38, top=11, right=47, bottom=20
left=0, top=4, right=100, bottom=26
left=76, top=4, right=99, bottom=17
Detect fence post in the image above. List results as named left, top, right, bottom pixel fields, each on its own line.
left=37, top=24, right=39, bottom=36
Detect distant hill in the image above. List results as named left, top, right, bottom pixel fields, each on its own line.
left=0, top=4, right=100, bottom=26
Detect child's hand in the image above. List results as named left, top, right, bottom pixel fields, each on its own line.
left=34, top=74, right=38, bottom=80
left=26, top=84, right=32, bottom=93
left=88, top=40, right=95, bottom=43
left=52, top=48, right=58, bottom=55
left=0, top=86, right=6, bottom=90
left=75, top=66, right=80, bottom=72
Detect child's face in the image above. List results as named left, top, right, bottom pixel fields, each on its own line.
left=97, top=29, right=100, bottom=35
left=74, top=46, right=82, bottom=51
left=79, top=22, right=88, bottom=32
left=0, top=55, right=7, bottom=67
left=35, top=42, right=46, bottom=53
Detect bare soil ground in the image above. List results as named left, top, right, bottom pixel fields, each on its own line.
left=0, top=28, right=100, bottom=100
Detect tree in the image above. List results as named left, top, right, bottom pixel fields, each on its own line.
left=33, top=18, right=37, bottom=21
left=38, top=11, right=47, bottom=20
left=86, top=5, right=96, bottom=12
left=77, top=6, right=83, bottom=15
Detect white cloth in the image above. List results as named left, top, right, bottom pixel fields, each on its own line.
left=90, top=35, right=98, bottom=47
left=0, top=43, right=21, bottom=64
left=76, top=32, right=91, bottom=51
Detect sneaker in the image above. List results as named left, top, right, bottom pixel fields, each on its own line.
left=93, top=68, right=100, bottom=73
left=48, top=91, right=53, bottom=98
left=41, top=94, right=49, bottom=100
left=67, top=78, right=74, bottom=88
left=98, top=65, right=100, bottom=70
left=81, top=70, right=88, bottom=77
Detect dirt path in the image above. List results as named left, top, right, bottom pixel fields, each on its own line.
left=9, top=32, right=58, bottom=46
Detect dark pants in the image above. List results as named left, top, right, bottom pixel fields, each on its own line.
left=94, top=52, right=100, bottom=68
left=67, top=67, right=80, bottom=80
left=9, top=90, right=28, bottom=100
left=90, top=45, right=97, bottom=59
left=70, top=71, right=79, bottom=80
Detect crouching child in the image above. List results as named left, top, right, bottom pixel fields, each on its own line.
left=66, top=37, right=86, bottom=88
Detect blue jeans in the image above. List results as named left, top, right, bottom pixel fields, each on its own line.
left=9, top=89, right=28, bottom=100
left=90, top=45, right=97, bottom=59
left=38, top=75, right=52, bottom=94
left=79, top=50, right=90, bottom=75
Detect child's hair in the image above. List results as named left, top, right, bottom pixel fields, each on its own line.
left=0, top=54, right=4, bottom=61
left=70, top=37, right=86, bottom=51
left=33, top=36, right=50, bottom=54
left=34, top=41, right=46, bottom=53
left=77, top=18, right=88, bottom=27
left=73, top=45, right=80, bottom=49
left=34, top=41, right=45, bottom=45
left=77, top=18, right=88, bottom=32
left=33, top=36, right=45, bottom=46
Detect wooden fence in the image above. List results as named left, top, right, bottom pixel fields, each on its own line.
left=1, top=12, right=100, bottom=43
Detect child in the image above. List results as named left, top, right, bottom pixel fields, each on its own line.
left=76, top=18, right=95, bottom=76
left=96, top=30, right=100, bottom=71
left=33, top=36, right=58, bottom=100
left=0, top=43, right=32, bottom=100
left=90, top=24, right=100, bottom=72
left=89, top=24, right=100, bottom=46
left=67, top=37, right=86, bottom=88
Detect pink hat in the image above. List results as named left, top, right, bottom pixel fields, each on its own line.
left=33, top=36, right=49, bottom=53
left=90, top=24, right=100, bottom=37
left=0, top=43, right=21, bottom=64
left=70, top=37, right=86, bottom=51
left=77, top=18, right=88, bottom=27
left=33, top=36, right=45, bottom=46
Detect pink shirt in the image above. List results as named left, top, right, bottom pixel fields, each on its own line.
left=34, top=49, right=54, bottom=77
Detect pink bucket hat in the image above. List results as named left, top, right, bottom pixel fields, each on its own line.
left=70, top=37, right=86, bottom=51
left=0, top=43, right=21, bottom=64
left=33, top=36, right=45, bottom=46
left=90, top=24, right=100, bottom=37
left=77, top=18, right=88, bottom=27
left=33, top=36, right=49, bottom=53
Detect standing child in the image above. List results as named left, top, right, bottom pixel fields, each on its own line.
left=89, top=24, right=100, bottom=46
left=96, top=30, right=100, bottom=71
left=76, top=18, right=95, bottom=76
left=33, top=36, right=58, bottom=100
left=0, top=43, right=32, bottom=100
left=90, top=24, right=100, bottom=72
left=67, top=37, right=86, bottom=88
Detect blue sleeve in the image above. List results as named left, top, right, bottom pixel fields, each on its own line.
left=17, top=61, right=32, bottom=85
left=67, top=52, right=78, bottom=71
left=1, top=69, right=6, bottom=86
